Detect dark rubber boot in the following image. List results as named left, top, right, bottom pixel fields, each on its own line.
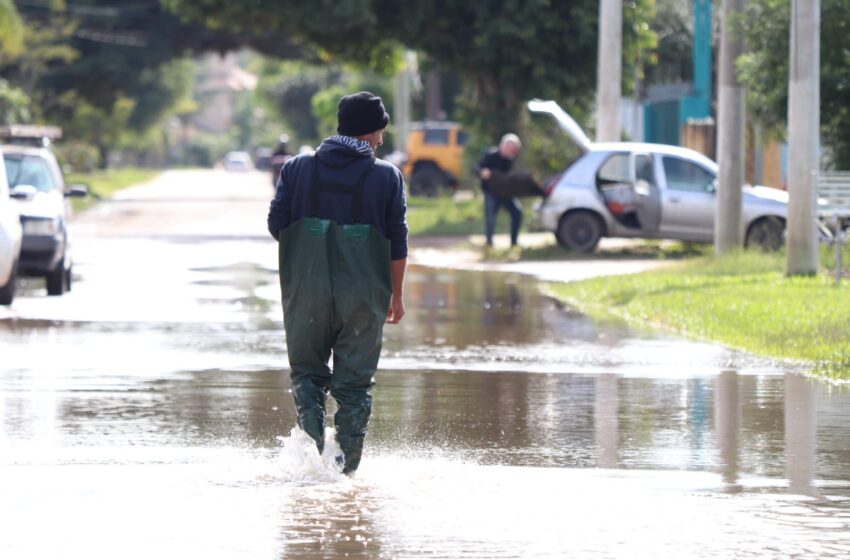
left=290, top=375, right=329, bottom=454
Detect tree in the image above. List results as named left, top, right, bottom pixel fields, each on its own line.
left=739, top=0, right=850, bottom=169
left=165, top=0, right=655, bottom=140
left=0, top=0, right=24, bottom=58
left=3, top=0, right=307, bottom=164
left=0, top=78, right=29, bottom=124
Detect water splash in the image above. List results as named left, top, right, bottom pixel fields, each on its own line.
left=274, top=426, right=348, bottom=485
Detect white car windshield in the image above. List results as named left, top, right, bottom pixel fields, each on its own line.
left=4, top=155, right=56, bottom=193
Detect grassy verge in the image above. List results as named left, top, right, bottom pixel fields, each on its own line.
left=67, top=168, right=160, bottom=213
left=406, top=193, right=537, bottom=237
left=548, top=250, right=850, bottom=381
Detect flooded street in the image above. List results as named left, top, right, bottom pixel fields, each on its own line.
left=1, top=170, right=849, bottom=559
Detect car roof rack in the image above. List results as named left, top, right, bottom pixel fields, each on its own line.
left=0, top=125, right=63, bottom=148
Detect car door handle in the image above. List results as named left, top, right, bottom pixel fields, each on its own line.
left=669, top=197, right=680, bottom=203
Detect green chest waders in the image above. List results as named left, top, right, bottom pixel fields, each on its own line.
left=278, top=156, right=392, bottom=474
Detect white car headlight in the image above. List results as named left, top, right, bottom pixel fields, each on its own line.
left=23, top=218, right=60, bottom=236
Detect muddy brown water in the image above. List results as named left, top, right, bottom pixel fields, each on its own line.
left=1, top=233, right=849, bottom=559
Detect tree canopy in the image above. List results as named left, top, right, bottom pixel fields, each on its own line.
left=739, top=0, right=850, bottom=169
left=165, top=0, right=654, bottom=138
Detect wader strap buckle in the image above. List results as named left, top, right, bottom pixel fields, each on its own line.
left=309, top=155, right=375, bottom=223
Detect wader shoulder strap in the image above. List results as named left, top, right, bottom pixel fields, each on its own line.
left=310, top=155, right=375, bottom=223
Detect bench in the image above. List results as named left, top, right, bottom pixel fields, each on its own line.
left=818, top=172, right=850, bottom=282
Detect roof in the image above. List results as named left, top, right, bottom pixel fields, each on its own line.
left=589, top=141, right=718, bottom=170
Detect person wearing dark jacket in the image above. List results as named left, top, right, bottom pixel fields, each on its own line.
left=477, top=133, right=523, bottom=248
left=267, top=91, right=407, bottom=475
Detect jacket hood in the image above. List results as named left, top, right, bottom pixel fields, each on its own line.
left=315, top=135, right=374, bottom=169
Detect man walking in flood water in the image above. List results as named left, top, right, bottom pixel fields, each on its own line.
left=267, top=91, right=408, bottom=475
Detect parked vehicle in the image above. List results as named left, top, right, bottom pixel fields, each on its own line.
left=3, top=144, right=87, bottom=296
left=403, top=121, right=467, bottom=196
left=223, top=151, right=254, bottom=171
left=0, top=146, right=22, bottom=305
left=528, top=100, right=788, bottom=252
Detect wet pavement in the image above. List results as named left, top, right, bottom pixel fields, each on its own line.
left=1, top=170, right=849, bottom=559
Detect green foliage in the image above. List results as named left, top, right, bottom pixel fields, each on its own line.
left=406, top=195, right=485, bottom=237
left=739, top=0, right=850, bottom=169
left=549, top=250, right=850, bottom=380
left=55, top=140, right=99, bottom=173
left=53, top=91, right=134, bottom=166
left=0, top=77, right=29, bottom=124
left=0, top=0, right=24, bottom=58
left=519, top=107, right=589, bottom=180
left=311, top=84, right=348, bottom=141
left=166, top=0, right=656, bottom=146
left=183, top=132, right=233, bottom=167
left=644, top=0, right=690, bottom=86
left=255, top=61, right=343, bottom=144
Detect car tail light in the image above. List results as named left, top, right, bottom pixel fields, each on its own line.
left=543, top=173, right=562, bottom=198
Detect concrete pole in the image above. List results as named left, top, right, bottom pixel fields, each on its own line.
left=786, top=0, right=820, bottom=275
left=596, top=0, right=622, bottom=142
left=393, top=51, right=414, bottom=154
left=715, top=0, right=747, bottom=253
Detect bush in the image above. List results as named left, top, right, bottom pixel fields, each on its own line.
left=55, top=141, right=100, bottom=174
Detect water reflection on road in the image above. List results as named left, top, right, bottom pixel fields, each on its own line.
left=1, top=233, right=849, bottom=557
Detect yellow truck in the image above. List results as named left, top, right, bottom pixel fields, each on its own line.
left=403, top=121, right=467, bottom=196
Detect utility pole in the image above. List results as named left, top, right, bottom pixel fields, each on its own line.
left=786, top=0, right=820, bottom=275
left=394, top=51, right=416, bottom=154
left=715, top=0, right=747, bottom=253
left=596, top=0, right=622, bottom=142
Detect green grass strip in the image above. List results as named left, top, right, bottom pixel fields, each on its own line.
left=548, top=251, right=850, bottom=381
left=406, top=193, right=537, bottom=237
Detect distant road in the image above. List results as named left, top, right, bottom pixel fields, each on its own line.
left=74, top=169, right=274, bottom=240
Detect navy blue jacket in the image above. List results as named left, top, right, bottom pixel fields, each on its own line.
left=267, top=136, right=408, bottom=260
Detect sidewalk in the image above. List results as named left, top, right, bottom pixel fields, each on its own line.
left=409, top=233, right=675, bottom=283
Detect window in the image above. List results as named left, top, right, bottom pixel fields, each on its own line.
left=662, top=157, right=715, bottom=192
left=456, top=130, right=468, bottom=146
left=423, top=128, right=450, bottom=145
left=4, top=156, right=55, bottom=193
left=597, top=153, right=630, bottom=184
left=635, top=154, right=654, bottom=183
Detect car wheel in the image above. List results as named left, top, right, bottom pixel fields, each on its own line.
left=410, top=163, right=447, bottom=197
left=745, top=217, right=785, bottom=252
left=46, top=258, right=67, bottom=296
left=0, top=260, right=17, bottom=306
left=556, top=211, right=604, bottom=253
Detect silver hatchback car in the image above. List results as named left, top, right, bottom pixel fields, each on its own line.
left=529, top=100, right=788, bottom=252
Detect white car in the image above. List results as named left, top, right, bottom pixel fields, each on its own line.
left=4, top=145, right=86, bottom=296
left=223, top=151, right=254, bottom=171
left=0, top=146, right=22, bottom=305
left=528, top=100, right=789, bottom=252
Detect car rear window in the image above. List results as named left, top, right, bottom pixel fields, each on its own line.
left=423, top=129, right=450, bottom=145
left=4, top=155, right=56, bottom=193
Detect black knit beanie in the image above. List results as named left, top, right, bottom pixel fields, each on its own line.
left=337, top=91, right=390, bottom=136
